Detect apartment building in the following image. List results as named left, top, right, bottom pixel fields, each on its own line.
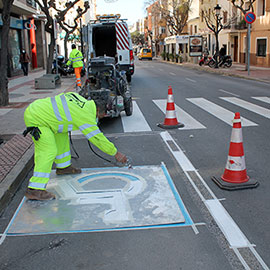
left=238, top=0, right=270, bottom=67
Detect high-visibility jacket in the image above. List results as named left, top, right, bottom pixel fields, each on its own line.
left=24, top=92, right=117, bottom=156
left=67, top=49, right=84, bottom=68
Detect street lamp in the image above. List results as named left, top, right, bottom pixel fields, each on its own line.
left=214, top=4, right=221, bottom=68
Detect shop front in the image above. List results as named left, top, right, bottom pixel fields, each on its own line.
left=0, top=16, right=24, bottom=77
left=164, top=35, right=189, bottom=62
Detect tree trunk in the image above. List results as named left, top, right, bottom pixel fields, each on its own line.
left=64, top=35, right=69, bottom=61
left=0, top=0, right=14, bottom=106
left=46, top=31, right=55, bottom=74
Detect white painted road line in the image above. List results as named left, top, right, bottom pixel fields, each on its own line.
left=252, top=96, right=270, bottom=104
left=187, top=98, right=257, bottom=127
left=0, top=109, right=12, bottom=116
left=170, top=72, right=176, bottom=76
left=221, top=97, right=270, bottom=119
left=153, top=99, right=206, bottom=130
left=218, top=89, right=240, bottom=97
left=160, top=131, right=269, bottom=269
left=205, top=199, right=250, bottom=248
left=186, top=78, right=196, bottom=83
left=121, top=101, right=151, bottom=132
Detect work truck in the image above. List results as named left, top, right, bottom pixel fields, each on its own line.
left=82, top=14, right=134, bottom=83
left=80, top=14, right=133, bottom=118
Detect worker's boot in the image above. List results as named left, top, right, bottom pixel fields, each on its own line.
left=25, top=188, right=56, bottom=201
left=56, top=165, right=82, bottom=175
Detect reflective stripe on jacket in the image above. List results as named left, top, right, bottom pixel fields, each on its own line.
left=67, top=49, right=84, bottom=68
left=24, top=92, right=117, bottom=156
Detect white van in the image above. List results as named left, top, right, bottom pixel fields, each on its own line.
left=82, top=14, right=134, bottom=82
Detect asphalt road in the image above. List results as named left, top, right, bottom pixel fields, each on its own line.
left=0, top=59, right=269, bottom=270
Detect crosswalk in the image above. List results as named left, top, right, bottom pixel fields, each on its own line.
left=118, top=97, right=270, bottom=133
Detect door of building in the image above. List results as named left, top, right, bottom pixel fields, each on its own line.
left=234, top=36, right=238, bottom=62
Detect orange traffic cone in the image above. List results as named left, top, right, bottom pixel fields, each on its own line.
left=158, top=86, right=184, bottom=129
left=212, top=112, right=258, bottom=190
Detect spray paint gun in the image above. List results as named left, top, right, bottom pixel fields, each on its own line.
left=114, top=156, right=133, bottom=169
left=126, top=156, right=133, bottom=169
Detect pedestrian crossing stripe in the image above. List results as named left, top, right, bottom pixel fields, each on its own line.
left=120, top=101, right=151, bottom=132
left=187, top=98, right=257, bottom=127
left=252, top=96, right=270, bottom=104
left=220, top=97, right=270, bottom=119
left=153, top=99, right=206, bottom=130
left=69, top=96, right=270, bottom=135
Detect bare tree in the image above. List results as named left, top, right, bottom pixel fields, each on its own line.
left=54, top=0, right=89, bottom=60
left=230, top=0, right=255, bottom=14
left=145, top=0, right=192, bottom=36
left=33, top=0, right=57, bottom=74
left=201, top=6, right=235, bottom=63
left=34, top=0, right=89, bottom=73
left=0, top=0, right=15, bottom=106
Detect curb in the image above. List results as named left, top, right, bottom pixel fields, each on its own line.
left=0, top=145, right=34, bottom=215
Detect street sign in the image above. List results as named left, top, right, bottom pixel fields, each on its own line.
left=245, top=12, right=256, bottom=24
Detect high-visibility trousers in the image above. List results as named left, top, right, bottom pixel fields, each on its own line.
left=74, top=67, right=82, bottom=87
left=24, top=124, right=71, bottom=190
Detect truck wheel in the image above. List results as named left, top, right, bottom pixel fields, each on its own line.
left=126, top=74, right=132, bottom=83
left=124, top=97, right=133, bottom=116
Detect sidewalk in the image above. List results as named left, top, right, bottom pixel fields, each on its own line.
left=0, top=70, right=77, bottom=214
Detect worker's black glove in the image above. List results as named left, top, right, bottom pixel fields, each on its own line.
left=23, top=127, right=42, bottom=141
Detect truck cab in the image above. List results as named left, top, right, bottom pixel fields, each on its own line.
left=82, top=14, right=134, bottom=82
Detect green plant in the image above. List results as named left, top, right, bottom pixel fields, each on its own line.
left=175, top=54, right=179, bottom=63
left=166, top=52, right=170, bottom=61
left=161, top=51, right=166, bottom=60
left=169, top=53, right=175, bottom=61
left=179, top=54, right=183, bottom=63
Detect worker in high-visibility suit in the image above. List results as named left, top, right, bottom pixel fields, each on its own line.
left=67, top=44, right=84, bottom=92
left=23, top=92, right=127, bottom=201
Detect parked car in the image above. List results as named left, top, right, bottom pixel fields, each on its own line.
left=138, top=48, right=152, bottom=60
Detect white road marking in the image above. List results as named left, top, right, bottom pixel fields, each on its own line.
left=0, top=109, right=12, bottom=116
left=205, top=200, right=250, bottom=248
left=218, top=89, right=240, bottom=97
left=187, top=98, right=257, bottom=127
left=153, top=99, right=206, bottom=130
left=221, top=97, right=270, bottom=119
left=186, top=78, right=196, bottom=83
left=252, top=96, right=270, bottom=104
left=170, top=72, right=176, bottom=76
left=121, top=101, right=151, bottom=132
left=160, top=131, right=269, bottom=269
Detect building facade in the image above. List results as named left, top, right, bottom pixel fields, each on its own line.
left=0, top=0, right=47, bottom=77
left=145, top=0, right=270, bottom=67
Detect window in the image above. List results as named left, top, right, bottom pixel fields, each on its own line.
left=194, top=25, right=197, bottom=33
left=257, top=0, right=265, bottom=16
left=257, top=38, right=267, bottom=57
left=190, top=25, right=193, bottom=35
left=201, top=10, right=204, bottom=22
